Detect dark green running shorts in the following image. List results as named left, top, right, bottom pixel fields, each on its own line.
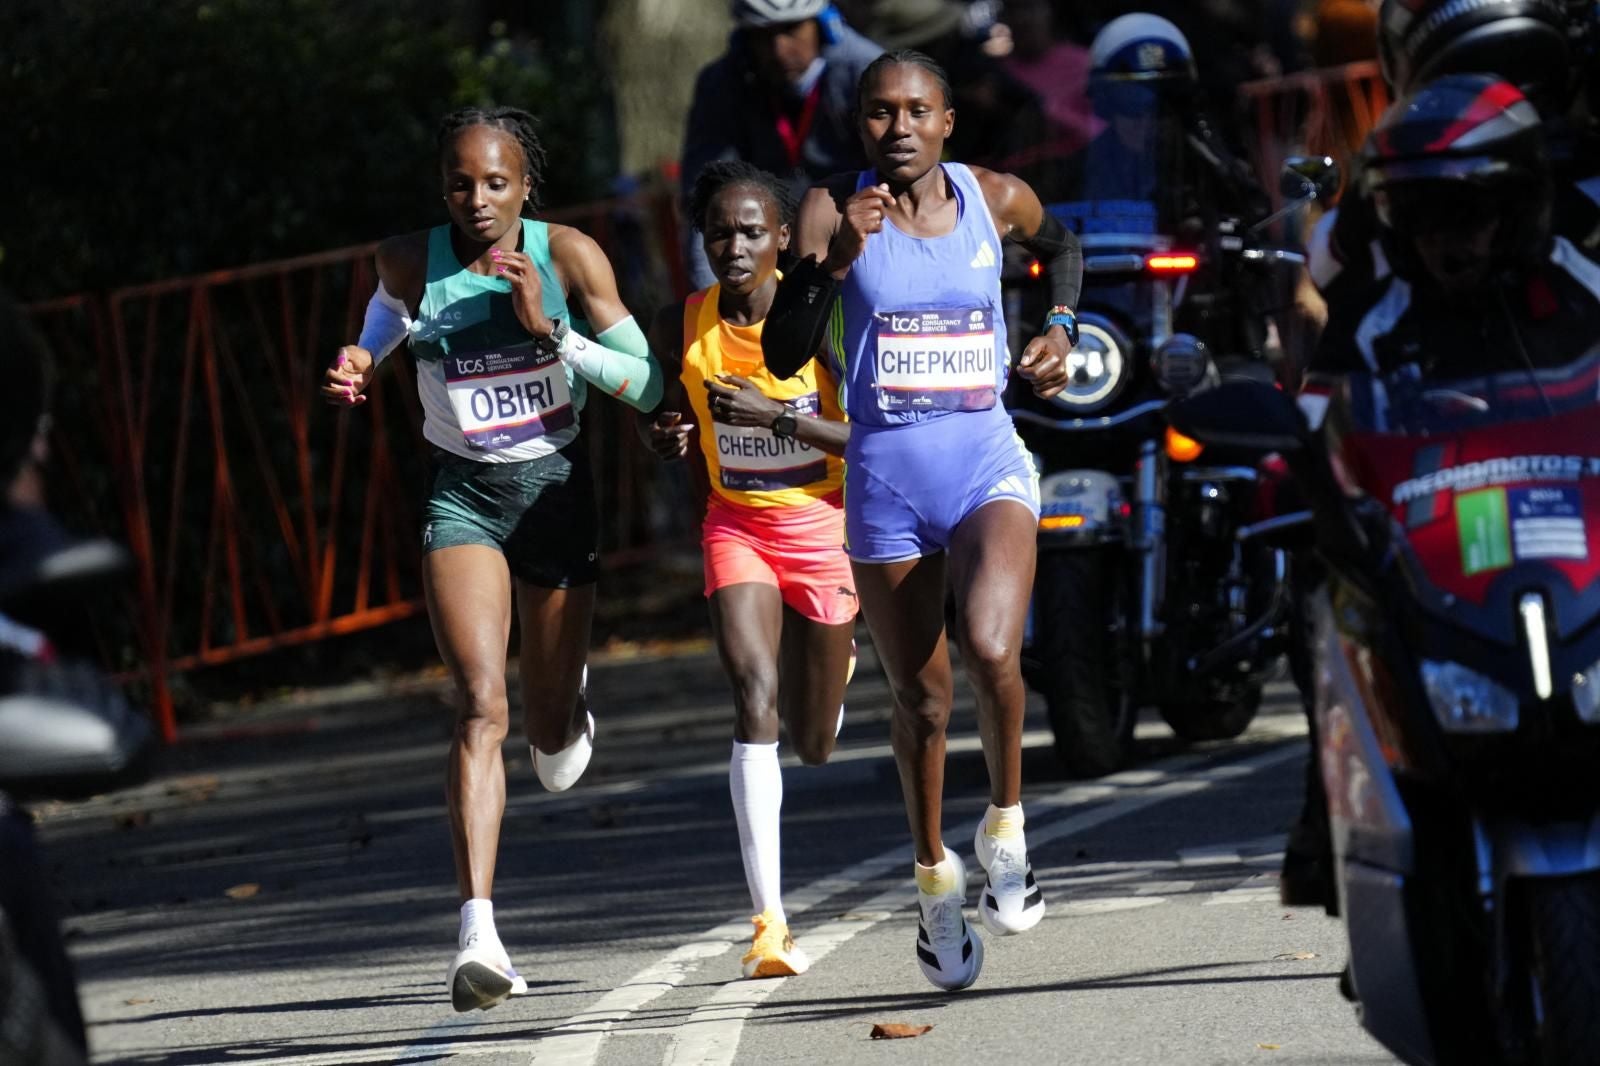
left=421, top=441, right=599, bottom=588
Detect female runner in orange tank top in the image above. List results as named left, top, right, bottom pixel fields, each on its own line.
left=642, top=161, right=856, bottom=979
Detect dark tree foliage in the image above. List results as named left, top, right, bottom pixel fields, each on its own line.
left=0, top=0, right=617, bottom=300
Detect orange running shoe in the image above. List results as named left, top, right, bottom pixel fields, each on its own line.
left=740, top=910, right=811, bottom=979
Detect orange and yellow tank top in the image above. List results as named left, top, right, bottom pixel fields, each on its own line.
left=681, top=283, right=845, bottom=509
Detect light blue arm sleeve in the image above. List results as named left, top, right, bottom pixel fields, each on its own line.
left=561, top=315, right=663, bottom=412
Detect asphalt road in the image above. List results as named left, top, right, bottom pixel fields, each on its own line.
left=32, top=641, right=1398, bottom=1065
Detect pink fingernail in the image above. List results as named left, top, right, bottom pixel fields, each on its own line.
left=337, top=352, right=347, bottom=367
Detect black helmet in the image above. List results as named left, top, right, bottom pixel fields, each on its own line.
left=1363, top=74, right=1551, bottom=279
left=1377, top=0, right=1573, bottom=114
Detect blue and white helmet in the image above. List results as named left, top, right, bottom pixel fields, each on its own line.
left=732, top=0, right=828, bottom=27
left=1088, top=13, right=1197, bottom=84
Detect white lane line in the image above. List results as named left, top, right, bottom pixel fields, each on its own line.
left=1204, top=871, right=1282, bottom=905
left=526, top=850, right=911, bottom=1065
left=659, top=741, right=1305, bottom=1066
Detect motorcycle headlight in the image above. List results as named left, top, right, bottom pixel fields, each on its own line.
left=1152, top=333, right=1215, bottom=396
left=1421, top=659, right=1520, bottom=733
left=1050, top=321, right=1126, bottom=413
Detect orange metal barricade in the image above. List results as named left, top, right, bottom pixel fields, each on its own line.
left=1239, top=60, right=1392, bottom=206
left=24, top=186, right=692, bottom=742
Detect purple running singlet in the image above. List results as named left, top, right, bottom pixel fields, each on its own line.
left=825, top=163, right=1039, bottom=562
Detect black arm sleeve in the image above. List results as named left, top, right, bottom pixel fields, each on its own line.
left=1016, top=213, right=1083, bottom=310
left=761, top=256, right=839, bottom=379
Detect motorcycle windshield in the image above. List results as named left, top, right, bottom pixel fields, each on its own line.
left=1332, top=351, right=1600, bottom=643
left=1048, top=80, right=1188, bottom=237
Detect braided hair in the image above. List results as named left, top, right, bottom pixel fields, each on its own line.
left=436, top=106, right=549, bottom=213
left=688, top=160, right=797, bottom=232
left=856, top=49, right=953, bottom=111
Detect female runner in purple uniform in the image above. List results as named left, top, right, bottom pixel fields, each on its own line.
left=762, top=50, right=1082, bottom=991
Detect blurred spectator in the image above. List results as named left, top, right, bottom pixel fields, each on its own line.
left=680, top=0, right=883, bottom=288
left=1002, top=0, right=1097, bottom=159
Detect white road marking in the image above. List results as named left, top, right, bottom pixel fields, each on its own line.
left=229, top=720, right=1306, bottom=1065
left=652, top=741, right=1304, bottom=1066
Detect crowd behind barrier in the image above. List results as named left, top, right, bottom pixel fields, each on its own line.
left=22, top=62, right=1386, bottom=741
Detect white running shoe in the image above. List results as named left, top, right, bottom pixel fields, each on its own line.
left=534, top=666, right=594, bottom=792
left=973, top=816, right=1046, bottom=935
left=446, top=945, right=525, bottom=1012
left=915, top=846, right=984, bottom=991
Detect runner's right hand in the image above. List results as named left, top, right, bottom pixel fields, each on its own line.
left=823, top=184, right=894, bottom=277
left=650, top=411, right=694, bottom=460
left=322, top=346, right=375, bottom=407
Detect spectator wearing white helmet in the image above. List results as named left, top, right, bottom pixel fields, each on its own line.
left=680, top=1, right=883, bottom=289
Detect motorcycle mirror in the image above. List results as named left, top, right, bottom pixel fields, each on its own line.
left=1168, top=380, right=1308, bottom=453
left=1278, top=155, right=1341, bottom=204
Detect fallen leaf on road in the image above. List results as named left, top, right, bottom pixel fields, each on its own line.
left=1274, top=951, right=1317, bottom=961
left=124, top=997, right=154, bottom=1006
left=870, top=1023, right=933, bottom=1040
left=1258, top=1043, right=1281, bottom=1051
left=224, top=883, right=260, bottom=900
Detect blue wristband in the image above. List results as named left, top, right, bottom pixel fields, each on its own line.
left=1044, top=306, right=1079, bottom=348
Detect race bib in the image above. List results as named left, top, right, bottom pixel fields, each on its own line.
left=715, top=392, right=828, bottom=491
left=443, top=342, right=574, bottom=451
left=875, top=307, right=997, bottom=412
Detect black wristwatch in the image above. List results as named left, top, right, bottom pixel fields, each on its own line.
left=536, top=317, right=569, bottom=353
left=770, top=407, right=798, bottom=440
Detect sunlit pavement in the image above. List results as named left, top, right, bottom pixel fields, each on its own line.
left=37, top=643, right=1396, bottom=1065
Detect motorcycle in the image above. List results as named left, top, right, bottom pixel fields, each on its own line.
left=1170, top=351, right=1600, bottom=1065
left=1005, top=154, right=1338, bottom=777
left=0, top=507, right=150, bottom=1066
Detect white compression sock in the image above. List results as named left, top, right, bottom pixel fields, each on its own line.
left=459, top=898, right=503, bottom=954
left=730, top=740, right=785, bottom=922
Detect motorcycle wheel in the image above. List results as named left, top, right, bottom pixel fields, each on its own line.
left=1159, top=684, right=1262, bottom=742
left=1525, top=872, right=1600, bottom=1064
left=1034, top=549, right=1136, bottom=778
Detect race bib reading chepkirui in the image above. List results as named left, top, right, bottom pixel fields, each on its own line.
left=874, top=307, right=996, bottom=412
left=443, top=342, right=574, bottom=451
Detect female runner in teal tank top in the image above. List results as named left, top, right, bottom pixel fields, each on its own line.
left=319, top=106, right=662, bottom=1013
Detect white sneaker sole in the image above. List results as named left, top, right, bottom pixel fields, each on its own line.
left=447, top=949, right=516, bottom=1012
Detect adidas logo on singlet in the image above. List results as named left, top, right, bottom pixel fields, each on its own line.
left=970, top=240, right=996, bottom=269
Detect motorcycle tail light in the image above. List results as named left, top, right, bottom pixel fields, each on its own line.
left=1146, top=253, right=1199, bottom=274
left=1421, top=659, right=1520, bottom=733
left=1165, top=427, right=1204, bottom=462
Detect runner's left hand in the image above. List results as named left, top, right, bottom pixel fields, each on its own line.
left=706, top=374, right=783, bottom=427
left=491, top=248, right=556, bottom=340
left=1018, top=329, right=1071, bottom=400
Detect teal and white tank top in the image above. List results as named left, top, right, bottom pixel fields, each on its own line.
left=409, top=219, right=587, bottom=462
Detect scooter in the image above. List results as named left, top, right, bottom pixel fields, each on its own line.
left=1170, top=353, right=1600, bottom=1065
